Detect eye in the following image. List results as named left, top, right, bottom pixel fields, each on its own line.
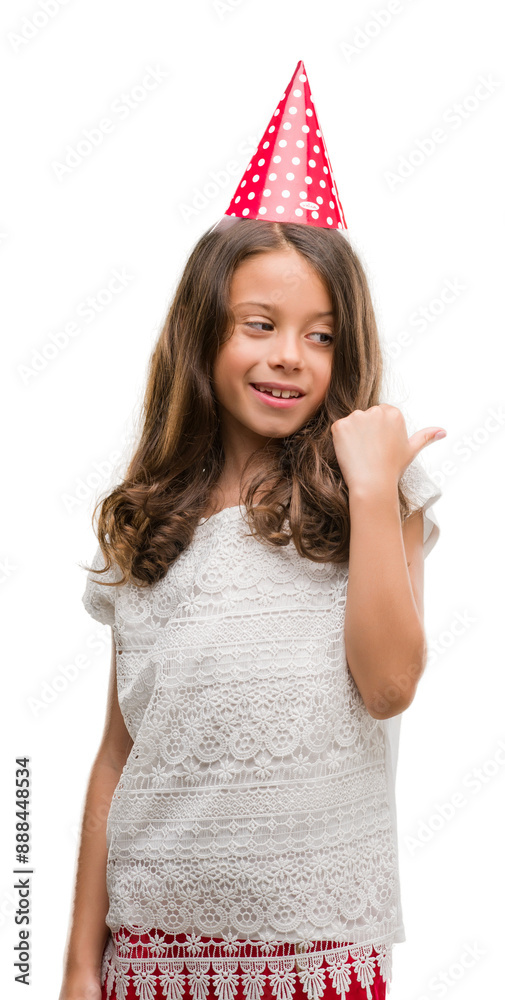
left=308, top=331, right=334, bottom=345
left=245, top=322, right=333, bottom=344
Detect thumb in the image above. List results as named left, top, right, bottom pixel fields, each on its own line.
left=408, top=426, right=447, bottom=460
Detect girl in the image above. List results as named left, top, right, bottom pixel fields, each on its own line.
left=59, top=217, right=444, bottom=1000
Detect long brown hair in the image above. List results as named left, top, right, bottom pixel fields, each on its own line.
left=83, top=218, right=412, bottom=589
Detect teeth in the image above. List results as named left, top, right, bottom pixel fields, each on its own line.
left=254, top=385, right=301, bottom=398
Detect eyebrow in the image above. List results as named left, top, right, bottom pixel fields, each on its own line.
left=234, top=301, right=333, bottom=318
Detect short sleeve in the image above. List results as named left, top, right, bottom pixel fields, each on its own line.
left=81, top=543, right=120, bottom=626
left=399, top=455, right=443, bottom=559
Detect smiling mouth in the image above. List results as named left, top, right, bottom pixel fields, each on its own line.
left=251, top=384, right=304, bottom=398
left=249, top=384, right=305, bottom=407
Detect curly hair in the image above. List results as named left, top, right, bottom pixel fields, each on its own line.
left=82, top=218, right=413, bottom=589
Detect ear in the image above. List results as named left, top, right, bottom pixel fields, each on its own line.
left=402, top=508, right=425, bottom=624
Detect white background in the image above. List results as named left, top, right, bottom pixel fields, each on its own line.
left=0, top=0, right=504, bottom=997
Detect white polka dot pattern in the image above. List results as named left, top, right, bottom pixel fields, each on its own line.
left=224, top=60, right=347, bottom=230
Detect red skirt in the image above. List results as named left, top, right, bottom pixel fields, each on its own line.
left=100, top=928, right=389, bottom=1000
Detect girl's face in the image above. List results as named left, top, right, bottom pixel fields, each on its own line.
left=213, top=248, right=335, bottom=445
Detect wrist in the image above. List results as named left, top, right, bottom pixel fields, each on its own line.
left=347, top=477, right=399, bottom=505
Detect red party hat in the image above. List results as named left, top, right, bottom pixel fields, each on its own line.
left=223, top=60, right=347, bottom=230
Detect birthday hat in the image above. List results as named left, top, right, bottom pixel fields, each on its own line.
left=223, top=59, right=347, bottom=230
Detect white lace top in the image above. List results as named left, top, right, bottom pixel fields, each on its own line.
left=82, top=456, right=442, bottom=1000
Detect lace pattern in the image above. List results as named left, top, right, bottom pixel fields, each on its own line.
left=81, top=456, right=442, bottom=998
left=399, top=454, right=442, bottom=558
left=100, top=929, right=392, bottom=999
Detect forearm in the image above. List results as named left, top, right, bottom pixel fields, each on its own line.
left=344, top=482, right=426, bottom=719
left=61, top=754, right=122, bottom=981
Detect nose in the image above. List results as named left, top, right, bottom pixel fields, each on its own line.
left=267, top=330, right=303, bottom=370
